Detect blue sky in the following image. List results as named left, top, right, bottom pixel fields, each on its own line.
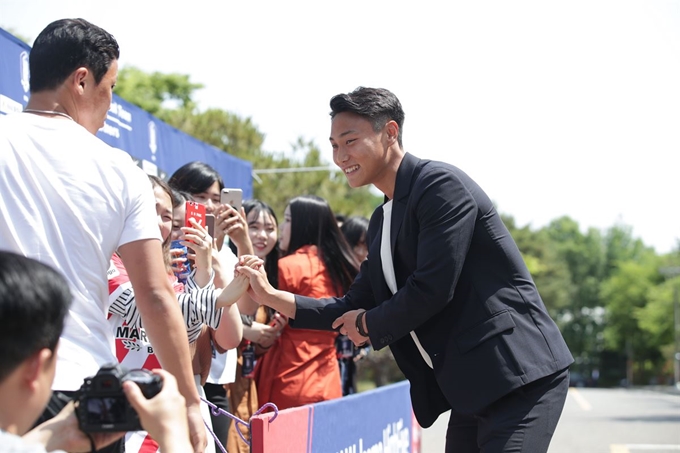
left=1, top=0, right=678, bottom=253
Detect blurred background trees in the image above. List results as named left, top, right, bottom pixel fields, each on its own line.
left=116, top=66, right=680, bottom=389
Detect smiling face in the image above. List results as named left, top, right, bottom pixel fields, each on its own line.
left=153, top=185, right=173, bottom=242
left=247, top=209, right=278, bottom=260
left=330, top=112, right=402, bottom=197
left=171, top=202, right=186, bottom=242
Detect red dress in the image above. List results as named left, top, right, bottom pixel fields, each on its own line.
left=254, top=245, right=342, bottom=410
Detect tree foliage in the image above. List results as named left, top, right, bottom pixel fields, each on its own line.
left=115, top=66, right=381, bottom=218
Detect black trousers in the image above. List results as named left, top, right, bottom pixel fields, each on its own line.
left=446, top=367, right=569, bottom=453
left=203, top=382, right=231, bottom=452
left=35, top=390, right=125, bottom=453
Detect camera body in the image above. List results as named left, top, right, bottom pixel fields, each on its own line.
left=76, top=363, right=162, bottom=432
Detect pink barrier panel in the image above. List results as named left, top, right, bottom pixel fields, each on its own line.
left=251, top=405, right=312, bottom=453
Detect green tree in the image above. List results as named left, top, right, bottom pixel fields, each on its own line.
left=542, top=217, right=607, bottom=381
left=503, top=215, right=573, bottom=318
left=600, top=254, right=665, bottom=385
left=115, top=66, right=202, bottom=117
left=114, top=66, right=381, bottom=219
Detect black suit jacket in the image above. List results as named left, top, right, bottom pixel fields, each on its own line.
left=293, top=153, right=573, bottom=427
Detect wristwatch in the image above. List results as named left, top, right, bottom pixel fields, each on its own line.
left=355, top=311, right=369, bottom=337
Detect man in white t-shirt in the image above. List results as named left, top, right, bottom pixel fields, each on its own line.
left=0, top=18, right=206, bottom=453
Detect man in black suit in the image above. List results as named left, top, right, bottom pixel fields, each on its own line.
left=239, top=87, right=573, bottom=452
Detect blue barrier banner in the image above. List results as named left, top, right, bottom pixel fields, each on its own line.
left=310, top=381, right=415, bottom=453
left=0, top=27, right=252, bottom=198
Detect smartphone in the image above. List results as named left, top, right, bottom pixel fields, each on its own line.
left=170, top=239, right=191, bottom=282
left=205, top=214, right=215, bottom=238
left=220, top=188, right=243, bottom=211
left=185, top=201, right=206, bottom=228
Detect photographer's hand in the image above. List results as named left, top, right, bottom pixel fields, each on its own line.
left=22, top=401, right=123, bottom=452
left=123, top=369, right=193, bottom=453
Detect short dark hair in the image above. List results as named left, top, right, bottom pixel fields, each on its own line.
left=286, top=195, right=358, bottom=295
left=29, top=18, right=120, bottom=92
left=329, top=87, right=405, bottom=147
left=0, top=252, right=71, bottom=382
left=168, top=161, right=224, bottom=195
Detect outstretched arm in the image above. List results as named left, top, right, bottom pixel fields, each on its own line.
left=237, top=264, right=297, bottom=319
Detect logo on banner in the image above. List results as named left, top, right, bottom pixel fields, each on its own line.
left=19, top=51, right=30, bottom=93
left=148, top=121, right=157, bottom=161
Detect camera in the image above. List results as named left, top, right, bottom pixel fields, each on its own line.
left=75, top=363, right=162, bottom=432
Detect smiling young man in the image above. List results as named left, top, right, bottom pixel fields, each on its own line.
left=0, top=19, right=206, bottom=453
left=239, top=87, right=574, bottom=453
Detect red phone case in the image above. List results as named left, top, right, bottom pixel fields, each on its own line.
left=185, top=201, right=206, bottom=228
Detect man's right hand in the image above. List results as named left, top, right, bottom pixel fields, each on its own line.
left=237, top=261, right=271, bottom=305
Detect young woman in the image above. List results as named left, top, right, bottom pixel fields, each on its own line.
left=340, top=216, right=370, bottom=264
left=168, top=162, right=253, bottom=453
left=168, top=161, right=250, bottom=254
left=254, top=195, right=359, bottom=411
left=107, top=176, right=259, bottom=453
left=226, top=199, right=287, bottom=453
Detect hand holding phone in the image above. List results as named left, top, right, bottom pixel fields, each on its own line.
left=220, top=188, right=243, bottom=211
left=184, top=201, right=206, bottom=228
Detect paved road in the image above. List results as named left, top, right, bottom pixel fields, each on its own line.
left=421, top=387, right=680, bottom=452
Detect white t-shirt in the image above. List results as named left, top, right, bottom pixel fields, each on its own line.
left=0, top=430, right=62, bottom=453
left=0, top=113, right=160, bottom=390
left=206, top=245, right=239, bottom=384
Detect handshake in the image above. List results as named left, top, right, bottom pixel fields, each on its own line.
left=214, top=254, right=263, bottom=309
left=234, top=256, right=370, bottom=347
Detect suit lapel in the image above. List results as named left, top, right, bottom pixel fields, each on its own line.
left=369, top=152, right=420, bottom=302
left=390, top=199, right=405, bottom=254
left=368, top=206, right=392, bottom=303
left=389, top=152, right=420, bottom=256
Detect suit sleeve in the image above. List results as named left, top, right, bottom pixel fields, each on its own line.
left=366, top=166, right=477, bottom=350
left=292, top=257, right=376, bottom=330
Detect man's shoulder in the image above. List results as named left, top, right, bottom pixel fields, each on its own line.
left=0, top=430, right=56, bottom=452
left=412, top=156, right=479, bottom=189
